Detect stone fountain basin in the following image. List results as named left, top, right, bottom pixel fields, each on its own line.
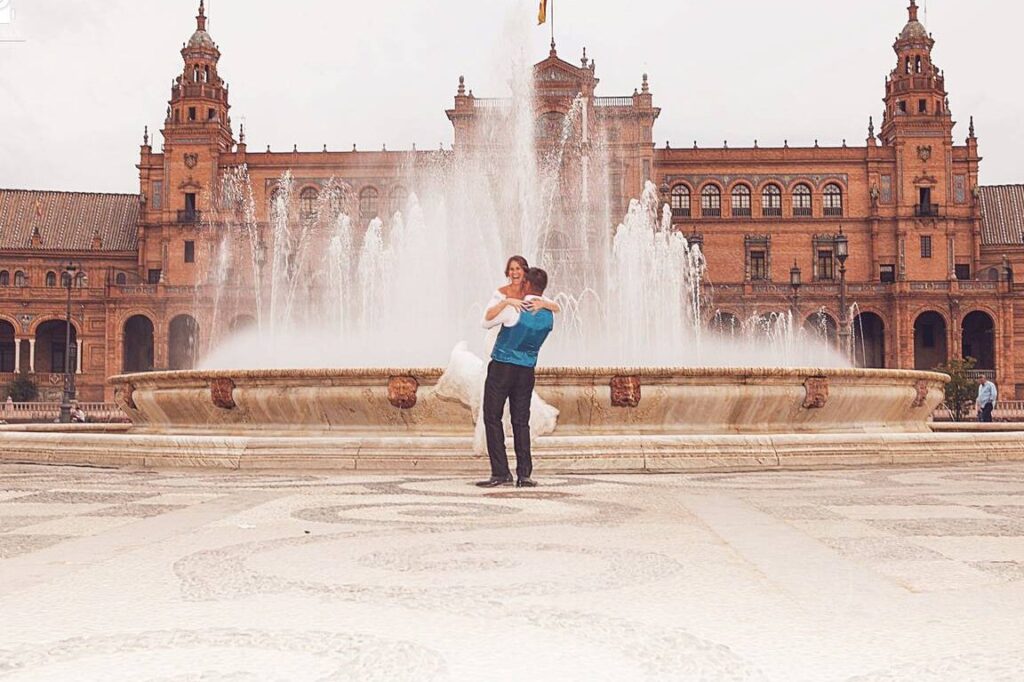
left=109, top=367, right=948, bottom=435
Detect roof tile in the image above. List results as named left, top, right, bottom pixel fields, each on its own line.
left=0, top=189, right=139, bottom=252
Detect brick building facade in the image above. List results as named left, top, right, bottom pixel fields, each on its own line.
left=2, top=1, right=1023, bottom=401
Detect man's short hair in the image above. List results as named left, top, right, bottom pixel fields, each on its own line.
left=524, top=267, right=548, bottom=294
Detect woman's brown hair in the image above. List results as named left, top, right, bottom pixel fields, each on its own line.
left=504, top=255, right=529, bottom=277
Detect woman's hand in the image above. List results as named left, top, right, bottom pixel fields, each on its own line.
left=525, top=298, right=560, bottom=313
left=504, top=298, right=527, bottom=312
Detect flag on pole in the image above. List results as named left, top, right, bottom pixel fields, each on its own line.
left=538, top=0, right=548, bottom=25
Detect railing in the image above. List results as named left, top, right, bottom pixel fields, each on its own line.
left=762, top=207, right=782, bottom=217
left=0, top=401, right=128, bottom=424
left=958, top=281, right=999, bottom=291
left=915, top=203, right=940, bottom=217
left=793, top=207, right=813, bottom=217
left=595, top=96, right=633, bottom=107
left=472, top=98, right=511, bottom=108
left=702, top=207, right=721, bottom=218
left=671, top=207, right=691, bottom=218
left=177, top=210, right=202, bottom=223
left=823, top=207, right=844, bottom=217
left=732, top=207, right=752, bottom=217
left=910, top=281, right=951, bottom=291
left=934, top=399, right=1022, bottom=422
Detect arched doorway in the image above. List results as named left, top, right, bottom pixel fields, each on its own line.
left=229, top=314, right=257, bottom=334
left=961, top=310, right=995, bottom=371
left=168, top=315, right=199, bottom=370
left=123, top=315, right=155, bottom=373
left=0, top=320, right=15, bottom=373
left=711, top=311, right=741, bottom=337
left=803, top=310, right=838, bottom=345
left=34, top=320, right=77, bottom=374
left=913, top=311, right=948, bottom=370
left=853, top=312, right=885, bottom=368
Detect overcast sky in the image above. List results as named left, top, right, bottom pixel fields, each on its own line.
left=0, top=0, right=1020, bottom=193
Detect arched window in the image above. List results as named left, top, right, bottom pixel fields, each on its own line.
left=0, top=271, right=8, bottom=287
left=390, top=186, right=409, bottom=217
left=268, top=187, right=286, bottom=220
left=823, top=184, right=843, bottom=217
left=61, top=271, right=72, bottom=287
left=46, top=271, right=57, bottom=287
left=670, top=185, right=691, bottom=217
left=14, top=271, right=26, bottom=287
left=762, top=184, right=782, bottom=216
left=299, top=187, right=319, bottom=219
left=731, top=185, right=752, bottom=217
left=359, top=187, right=380, bottom=224
left=915, top=56, right=922, bottom=74
left=793, top=184, right=812, bottom=217
left=700, top=185, right=721, bottom=217
left=75, top=272, right=87, bottom=288
left=115, top=272, right=127, bottom=286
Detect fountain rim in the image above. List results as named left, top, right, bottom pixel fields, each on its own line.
left=109, top=366, right=951, bottom=386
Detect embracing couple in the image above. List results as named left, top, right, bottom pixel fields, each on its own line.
left=476, top=256, right=559, bottom=488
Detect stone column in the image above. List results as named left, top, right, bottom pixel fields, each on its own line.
left=28, top=339, right=36, bottom=373
left=76, top=339, right=83, bottom=374
left=13, top=339, right=20, bottom=374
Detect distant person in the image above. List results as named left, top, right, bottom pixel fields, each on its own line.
left=477, top=267, right=555, bottom=488
left=70, top=402, right=88, bottom=423
left=976, top=375, right=997, bottom=423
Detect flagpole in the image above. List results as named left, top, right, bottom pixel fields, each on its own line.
left=551, top=0, right=555, bottom=48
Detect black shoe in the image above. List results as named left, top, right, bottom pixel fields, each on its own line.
left=476, top=476, right=514, bottom=488
left=516, top=477, right=538, bottom=488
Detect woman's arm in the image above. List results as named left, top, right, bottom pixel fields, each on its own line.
left=485, top=297, right=525, bottom=321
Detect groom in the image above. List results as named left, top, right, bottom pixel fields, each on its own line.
left=477, top=267, right=555, bottom=488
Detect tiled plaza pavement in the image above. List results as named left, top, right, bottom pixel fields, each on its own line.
left=1, top=463, right=1023, bottom=680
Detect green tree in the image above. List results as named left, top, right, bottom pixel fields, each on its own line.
left=936, top=356, right=978, bottom=422
left=3, top=371, right=39, bottom=402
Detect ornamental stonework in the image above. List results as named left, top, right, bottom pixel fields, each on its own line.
left=803, top=377, right=829, bottom=409
left=610, top=376, right=641, bottom=408
left=388, top=376, right=419, bottom=409
left=911, top=380, right=930, bottom=408
left=211, top=378, right=237, bottom=410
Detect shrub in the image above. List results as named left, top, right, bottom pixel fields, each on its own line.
left=936, top=356, right=978, bottom=422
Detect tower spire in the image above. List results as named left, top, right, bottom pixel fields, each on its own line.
left=908, top=0, right=919, bottom=23
left=197, top=1, right=207, bottom=31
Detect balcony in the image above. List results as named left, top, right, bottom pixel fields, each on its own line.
left=731, top=207, right=752, bottom=218
left=823, top=207, right=844, bottom=217
left=671, top=207, right=691, bottom=218
left=701, top=207, right=721, bottom=218
left=915, top=203, right=940, bottom=217
left=177, top=210, right=202, bottom=224
left=793, top=207, right=813, bottom=217
left=762, top=207, right=782, bottom=217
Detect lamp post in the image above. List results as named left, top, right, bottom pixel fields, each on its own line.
left=58, top=261, right=79, bottom=424
left=789, top=261, right=802, bottom=320
left=835, top=226, right=850, bottom=361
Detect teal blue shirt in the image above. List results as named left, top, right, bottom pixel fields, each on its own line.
left=491, top=308, right=554, bottom=368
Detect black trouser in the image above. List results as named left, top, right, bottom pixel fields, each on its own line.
left=980, top=402, right=994, bottom=422
left=482, top=360, right=535, bottom=479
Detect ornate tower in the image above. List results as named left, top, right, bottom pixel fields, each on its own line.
left=880, top=0, right=952, bottom=145
left=163, top=0, right=234, bottom=150
left=879, top=0, right=957, bottom=228
left=138, top=1, right=236, bottom=291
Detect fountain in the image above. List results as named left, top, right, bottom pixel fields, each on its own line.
left=12, top=26, right=1011, bottom=474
